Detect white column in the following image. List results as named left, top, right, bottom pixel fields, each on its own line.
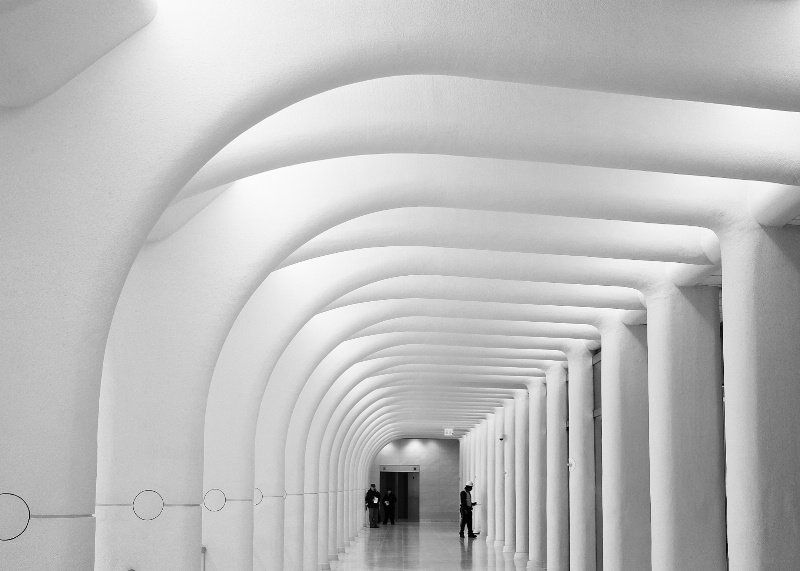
left=329, top=489, right=340, bottom=560
left=202, top=497, right=254, bottom=571
left=720, top=223, right=800, bottom=570
left=283, top=494, right=304, bottom=569
left=503, top=399, right=516, bottom=552
left=646, top=285, right=726, bottom=570
left=467, top=431, right=473, bottom=487
left=335, top=485, right=345, bottom=554
left=567, top=347, right=596, bottom=571
left=486, top=414, right=497, bottom=543
left=254, top=496, right=284, bottom=571
left=514, top=391, right=530, bottom=561
left=476, top=421, right=488, bottom=534
left=460, top=437, right=465, bottom=487
left=494, top=405, right=506, bottom=546
left=469, top=429, right=477, bottom=488
left=527, top=379, right=547, bottom=571
left=599, top=320, right=650, bottom=570
left=302, top=491, right=317, bottom=571
left=317, top=491, right=330, bottom=570
left=546, top=366, right=569, bottom=571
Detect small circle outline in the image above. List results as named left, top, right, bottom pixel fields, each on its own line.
left=0, top=493, right=31, bottom=541
left=254, top=488, right=263, bottom=506
left=203, top=488, right=226, bottom=512
left=132, top=489, right=164, bottom=521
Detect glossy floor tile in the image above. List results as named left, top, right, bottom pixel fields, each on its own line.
left=331, top=522, right=529, bottom=570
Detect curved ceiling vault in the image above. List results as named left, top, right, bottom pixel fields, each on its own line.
left=99, top=56, right=769, bottom=528
left=5, top=2, right=800, bottom=570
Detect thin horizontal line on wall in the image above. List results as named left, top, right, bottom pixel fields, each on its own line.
left=30, top=514, right=93, bottom=519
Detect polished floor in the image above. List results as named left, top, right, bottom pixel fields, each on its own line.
left=332, top=521, right=528, bottom=570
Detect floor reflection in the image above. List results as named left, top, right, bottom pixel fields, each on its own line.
left=332, top=521, right=530, bottom=570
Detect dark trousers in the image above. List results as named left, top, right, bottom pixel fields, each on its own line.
left=368, top=506, right=380, bottom=527
left=459, top=507, right=473, bottom=535
left=383, top=506, right=395, bottom=524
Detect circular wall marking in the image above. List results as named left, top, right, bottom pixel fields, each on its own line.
left=133, top=490, right=164, bottom=521
left=253, top=488, right=263, bottom=506
left=203, top=489, right=226, bottom=512
left=0, top=493, right=30, bottom=541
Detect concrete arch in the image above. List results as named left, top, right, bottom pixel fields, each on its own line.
left=195, top=203, right=700, bottom=568
left=175, top=74, right=800, bottom=207
left=101, top=155, right=724, bottom=565
left=6, top=4, right=800, bottom=569
left=250, top=298, right=608, bottom=568
left=249, top=301, right=597, bottom=568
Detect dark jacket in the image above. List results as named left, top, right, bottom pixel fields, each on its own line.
left=460, top=488, right=475, bottom=511
left=365, top=488, right=381, bottom=508
left=383, top=492, right=397, bottom=507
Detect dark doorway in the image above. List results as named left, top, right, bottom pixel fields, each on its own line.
left=379, top=471, right=420, bottom=521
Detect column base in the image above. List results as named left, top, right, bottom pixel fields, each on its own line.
left=319, top=564, right=331, bottom=571
left=514, top=551, right=529, bottom=561
left=337, top=547, right=345, bottom=553
left=526, top=560, right=546, bottom=571
left=503, top=545, right=516, bottom=553
left=494, top=540, right=506, bottom=546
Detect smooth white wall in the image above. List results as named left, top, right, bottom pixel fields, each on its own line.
left=369, top=438, right=460, bottom=522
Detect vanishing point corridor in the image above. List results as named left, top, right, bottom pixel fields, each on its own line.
left=4, top=2, right=800, bottom=571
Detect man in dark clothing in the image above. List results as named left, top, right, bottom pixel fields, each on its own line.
left=459, top=481, right=478, bottom=538
left=365, top=484, right=381, bottom=528
left=382, top=488, right=397, bottom=525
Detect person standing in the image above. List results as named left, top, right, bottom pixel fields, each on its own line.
left=382, top=488, right=397, bottom=525
left=365, top=483, right=381, bottom=528
left=459, top=481, right=478, bottom=538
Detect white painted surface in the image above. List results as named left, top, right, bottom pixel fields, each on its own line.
left=3, top=2, right=800, bottom=569
left=646, top=286, right=726, bottom=570
left=599, top=321, right=651, bottom=570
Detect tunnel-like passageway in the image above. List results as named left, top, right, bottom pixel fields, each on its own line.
left=4, top=2, right=800, bottom=571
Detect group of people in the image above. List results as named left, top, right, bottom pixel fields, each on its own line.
left=364, top=483, right=397, bottom=528
left=364, top=481, right=479, bottom=538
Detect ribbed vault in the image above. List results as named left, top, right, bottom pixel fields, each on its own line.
left=3, top=2, right=800, bottom=570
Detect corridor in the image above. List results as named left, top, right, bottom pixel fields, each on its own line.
left=333, top=522, right=527, bottom=571
left=4, top=2, right=800, bottom=570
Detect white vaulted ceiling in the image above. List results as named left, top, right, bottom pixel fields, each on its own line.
left=2, top=4, right=800, bottom=567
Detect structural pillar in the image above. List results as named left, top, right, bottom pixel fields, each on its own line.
left=486, top=414, right=497, bottom=543
left=567, top=347, right=596, bottom=571
left=460, top=437, right=465, bottom=487
left=720, top=222, right=800, bottom=570
left=527, top=379, right=547, bottom=571
left=476, top=420, right=488, bottom=535
left=503, top=399, right=516, bottom=553
left=514, top=390, right=530, bottom=561
left=284, top=494, right=304, bottom=569
left=646, top=285, right=726, bottom=571
left=546, top=366, right=569, bottom=571
left=599, top=319, right=650, bottom=570
left=494, top=405, right=506, bottom=546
